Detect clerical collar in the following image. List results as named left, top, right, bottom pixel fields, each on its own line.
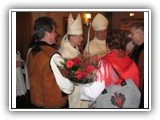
left=94, top=37, right=106, bottom=44
left=66, top=40, right=78, bottom=50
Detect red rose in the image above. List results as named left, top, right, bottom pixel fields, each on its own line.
left=66, top=59, right=74, bottom=68
left=86, top=65, right=94, bottom=73
left=74, top=71, right=83, bottom=80
left=73, top=58, right=81, bottom=65
left=82, top=72, right=88, bottom=78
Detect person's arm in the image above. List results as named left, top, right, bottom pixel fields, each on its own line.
left=50, top=53, right=74, bottom=94
left=80, top=80, right=105, bottom=101
left=80, top=59, right=106, bottom=101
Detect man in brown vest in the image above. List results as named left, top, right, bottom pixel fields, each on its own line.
left=27, top=17, right=74, bottom=108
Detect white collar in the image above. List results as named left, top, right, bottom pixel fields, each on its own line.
left=65, top=40, right=79, bottom=50
left=93, top=37, right=106, bottom=44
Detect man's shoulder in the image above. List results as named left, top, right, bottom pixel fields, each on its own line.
left=59, top=41, right=71, bottom=52
left=61, top=41, right=72, bottom=48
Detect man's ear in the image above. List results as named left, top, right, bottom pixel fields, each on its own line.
left=45, top=31, right=49, bottom=37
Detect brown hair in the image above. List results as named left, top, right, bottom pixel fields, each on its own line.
left=106, top=29, right=128, bottom=51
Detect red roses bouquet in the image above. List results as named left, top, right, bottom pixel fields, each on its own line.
left=60, top=55, right=98, bottom=84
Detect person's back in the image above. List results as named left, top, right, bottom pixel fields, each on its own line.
left=100, top=50, right=139, bottom=87
left=28, top=44, right=68, bottom=108
left=96, top=51, right=140, bottom=108
left=100, top=30, right=139, bottom=87
left=97, top=30, right=140, bottom=108
left=80, top=30, right=140, bottom=108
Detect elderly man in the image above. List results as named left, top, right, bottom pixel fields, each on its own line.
left=84, top=13, right=109, bottom=59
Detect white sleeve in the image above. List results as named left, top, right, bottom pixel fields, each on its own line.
left=80, top=80, right=105, bottom=101
left=16, top=51, right=23, bottom=62
left=50, top=53, right=74, bottom=94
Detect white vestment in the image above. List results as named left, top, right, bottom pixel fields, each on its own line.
left=58, top=40, right=80, bottom=59
left=58, top=40, right=90, bottom=108
left=85, top=37, right=107, bottom=59
left=16, top=51, right=27, bottom=96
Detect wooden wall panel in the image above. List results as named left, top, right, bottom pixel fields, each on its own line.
left=16, top=12, right=32, bottom=60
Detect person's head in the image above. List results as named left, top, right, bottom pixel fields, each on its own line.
left=95, top=29, right=107, bottom=40
left=129, top=22, right=144, bottom=46
left=92, top=13, right=108, bottom=40
left=67, top=13, right=83, bottom=47
left=33, top=16, right=57, bottom=44
left=106, top=29, right=128, bottom=51
left=68, top=34, right=83, bottom=47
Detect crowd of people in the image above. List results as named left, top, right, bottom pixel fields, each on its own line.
left=16, top=13, right=144, bottom=109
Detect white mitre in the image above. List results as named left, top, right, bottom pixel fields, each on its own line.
left=61, top=13, right=83, bottom=43
left=67, top=13, right=82, bottom=35
left=92, top=13, right=108, bottom=31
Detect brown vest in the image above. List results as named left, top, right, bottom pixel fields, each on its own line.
left=27, top=45, right=68, bottom=108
